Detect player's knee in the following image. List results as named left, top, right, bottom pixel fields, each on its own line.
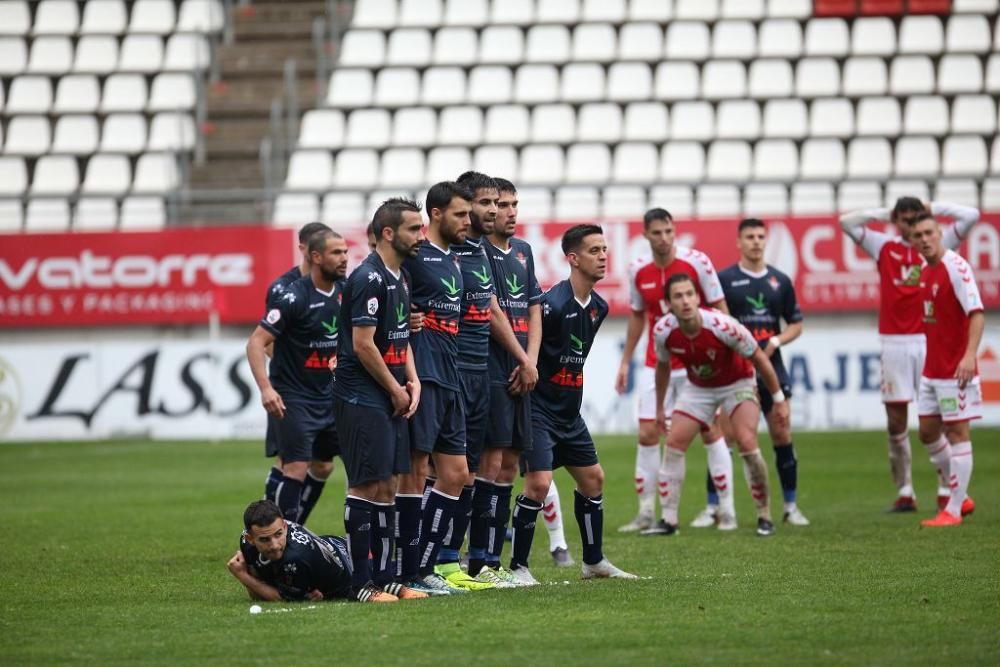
left=942, top=422, right=970, bottom=444
left=523, top=474, right=551, bottom=501
left=638, top=421, right=660, bottom=445
left=309, top=460, right=334, bottom=479
left=281, top=460, right=309, bottom=480
left=917, top=420, right=939, bottom=444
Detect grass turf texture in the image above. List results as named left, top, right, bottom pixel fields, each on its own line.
left=1, top=432, right=998, bottom=666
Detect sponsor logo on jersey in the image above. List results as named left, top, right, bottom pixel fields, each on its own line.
left=746, top=292, right=768, bottom=315
left=440, top=275, right=461, bottom=301
left=395, top=303, right=407, bottom=328
left=368, top=271, right=383, bottom=284
left=923, top=300, right=935, bottom=323
left=569, top=333, right=585, bottom=355
left=304, top=350, right=334, bottom=370
left=463, top=303, right=492, bottom=323
left=639, top=282, right=658, bottom=290
left=505, top=273, right=525, bottom=298
left=471, top=265, right=493, bottom=289
left=549, top=367, right=584, bottom=388
left=692, top=363, right=715, bottom=378
left=322, top=315, right=338, bottom=340
left=382, top=343, right=407, bottom=366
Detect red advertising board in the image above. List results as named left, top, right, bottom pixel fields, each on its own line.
left=0, top=225, right=297, bottom=327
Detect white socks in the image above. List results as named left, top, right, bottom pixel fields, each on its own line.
left=659, top=447, right=686, bottom=526
left=945, top=441, right=973, bottom=517
left=704, top=437, right=734, bottom=516
left=888, top=431, right=914, bottom=498
left=634, top=444, right=659, bottom=517
left=922, top=435, right=952, bottom=498
left=543, top=479, right=568, bottom=551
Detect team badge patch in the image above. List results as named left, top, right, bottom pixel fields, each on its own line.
left=266, top=309, right=280, bottom=324
left=367, top=297, right=379, bottom=315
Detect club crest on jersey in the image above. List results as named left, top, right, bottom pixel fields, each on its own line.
left=768, top=276, right=780, bottom=291
left=266, top=309, right=280, bottom=324
left=367, top=297, right=378, bottom=315
left=923, top=300, right=935, bottom=323
left=932, top=283, right=939, bottom=297
left=707, top=349, right=716, bottom=360
left=516, top=251, right=527, bottom=268
left=589, top=307, right=599, bottom=324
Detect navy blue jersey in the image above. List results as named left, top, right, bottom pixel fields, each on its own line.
left=240, top=520, right=352, bottom=601
left=403, top=241, right=463, bottom=391
left=485, top=237, right=543, bottom=385
left=265, top=265, right=304, bottom=308
left=531, top=280, right=609, bottom=424
left=260, top=275, right=343, bottom=402
left=451, top=236, right=496, bottom=371
left=718, top=263, right=802, bottom=366
left=332, top=252, right=411, bottom=411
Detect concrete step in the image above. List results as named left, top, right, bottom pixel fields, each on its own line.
left=189, top=158, right=265, bottom=190
left=179, top=200, right=268, bottom=225
left=203, top=118, right=273, bottom=158
left=205, top=78, right=319, bottom=118
left=233, top=1, right=330, bottom=26
left=217, top=42, right=319, bottom=78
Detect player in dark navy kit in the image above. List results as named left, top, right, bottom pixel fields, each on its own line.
left=261, top=223, right=332, bottom=507
left=717, top=219, right=809, bottom=526
left=226, top=500, right=358, bottom=602
left=332, top=198, right=424, bottom=603
left=509, top=225, right=637, bottom=584
left=247, top=229, right=347, bottom=527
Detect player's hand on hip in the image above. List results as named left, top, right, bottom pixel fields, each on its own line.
left=409, top=308, right=425, bottom=333
left=390, top=386, right=410, bottom=417
left=614, top=363, right=629, bottom=395
left=404, top=380, right=421, bottom=418
left=261, top=387, right=286, bottom=419
left=655, top=407, right=669, bottom=435
left=955, top=355, right=976, bottom=389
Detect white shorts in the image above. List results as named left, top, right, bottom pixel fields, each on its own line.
left=637, top=365, right=688, bottom=421
left=917, top=376, right=983, bottom=423
left=673, top=378, right=759, bottom=428
left=880, top=335, right=926, bottom=404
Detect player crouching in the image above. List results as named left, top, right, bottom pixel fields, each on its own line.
left=653, top=274, right=790, bottom=537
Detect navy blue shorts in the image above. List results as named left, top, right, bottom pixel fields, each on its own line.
left=273, top=400, right=339, bottom=463
left=485, top=384, right=533, bottom=451
left=409, top=382, right=467, bottom=456
left=333, top=398, right=410, bottom=486
left=459, top=370, right=491, bottom=472
left=521, top=411, right=599, bottom=473
left=758, top=355, right=793, bottom=416
left=264, top=415, right=280, bottom=457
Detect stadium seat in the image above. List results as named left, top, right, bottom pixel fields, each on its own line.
left=0, top=157, right=28, bottom=197
left=810, top=98, right=854, bottom=137
left=838, top=181, right=882, bottom=211
left=73, top=197, right=119, bottom=230
left=119, top=196, right=166, bottom=229
left=163, top=34, right=210, bottom=71
left=392, top=107, right=436, bottom=147
left=582, top=0, right=626, bottom=21
left=696, top=184, right=741, bottom=217
left=654, top=62, right=699, bottom=100
left=321, top=191, right=365, bottom=226
left=7, top=76, right=53, bottom=113
left=712, top=21, right=757, bottom=59
left=177, top=0, right=225, bottom=33
left=555, top=186, right=600, bottom=219
left=716, top=100, right=761, bottom=139
left=649, top=184, right=693, bottom=216
left=129, top=0, right=176, bottom=35
left=432, top=27, right=477, bottom=66
left=531, top=104, right=575, bottom=144
left=73, top=36, right=119, bottom=74
left=629, top=0, right=673, bottom=21
left=805, top=18, right=849, bottom=57
left=561, top=64, right=606, bottom=102
left=933, top=179, right=979, bottom=208
left=661, top=142, right=705, bottom=182
left=421, top=67, right=466, bottom=105
left=333, top=149, right=380, bottom=189
left=753, top=139, right=800, bottom=180
left=795, top=58, right=840, bottom=97
left=938, top=55, right=982, bottom=94
left=51, top=115, right=99, bottom=155
left=387, top=28, right=432, bottom=67
left=484, top=105, right=530, bottom=145
left=80, top=1, right=128, bottom=34
left=572, top=23, right=616, bottom=63
left=133, top=153, right=180, bottom=193
left=707, top=141, right=752, bottom=182
left=986, top=54, right=1000, bottom=93
left=25, top=199, right=72, bottom=231
left=942, top=136, right=988, bottom=176
left=27, top=37, right=74, bottom=74
left=843, top=57, right=888, bottom=96
left=894, top=136, right=940, bottom=177
left=767, top=0, right=811, bottom=16
left=665, top=22, right=710, bottom=61
left=671, top=101, right=715, bottom=141
left=790, top=182, right=834, bottom=214
left=536, top=0, right=580, bottom=23
left=380, top=148, right=425, bottom=187
left=400, top=0, right=442, bottom=27
left=54, top=74, right=100, bottom=113
left=856, top=97, right=901, bottom=136
left=148, top=73, right=196, bottom=112
left=953, top=0, right=999, bottom=11
left=425, top=146, right=471, bottom=184
left=800, top=138, right=845, bottom=179
left=743, top=182, right=789, bottom=215
left=749, top=59, right=794, bottom=98
left=285, top=150, right=335, bottom=190
left=903, top=96, right=949, bottom=135
left=890, top=56, right=935, bottom=95
left=515, top=65, right=560, bottom=104
left=701, top=60, right=747, bottom=99
left=101, top=74, right=147, bottom=112
left=612, top=143, right=659, bottom=184
left=847, top=137, right=892, bottom=179
left=608, top=63, right=653, bottom=101
left=438, top=106, right=483, bottom=146
left=30, top=155, right=79, bottom=195
left=4, top=116, right=51, bottom=155
left=899, top=16, right=943, bottom=54
left=525, top=25, right=570, bottom=64
left=983, top=178, right=1000, bottom=210
left=758, top=20, right=802, bottom=58
left=851, top=17, right=896, bottom=56
left=945, top=15, right=990, bottom=53
left=473, top=145, right=517, bottom=179
left=339, top=30, right=386, bottom=67
left=516, top=186, right=552, bottom=219
left=623, top=102, right=668, bottom=141
left=119, top=35, right=164, bottom=73
left=577, top=103, right=623, bottom=143
left=345, top=109, right=391, bottom=147
left=100, top=114, right=147, bottom=153
left=723, top=0, right=765, bottom=18
left=147, top=112, right=196, bottom=151
left=601, top=185, right=647, bottom=217
left=519, top=145, right=564, bottom=185
left=490, top=0, right=534, bottom=25
left=445, top=0, right=488, bottom=26
left=993, top=137, right=1000, bottom=174
left=0, top=38, right=27, bottom=75
left=81, top=154, right=132, bottom=194
left=374, top=68, right=420, bottom=107
left=762, top=100, right=807, bottom=138
left=33, top=1, right=79, bottom=35
left=619, top=23, right=663, bottom=61
left=0, top=2, right=30, bottom=36
left=480, top=27, right=524, bottom=64
left=351, top=0, right=397, bottom=28
left=566, top=144, right=611, bottom=184
left=952, top=95, right=996, bottom=134
left=467, top=66, right=513, bottom=105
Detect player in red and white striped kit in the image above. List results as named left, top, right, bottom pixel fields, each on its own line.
left=839, top=198, right=979, bottom=512
left=652, top=274, right=788, bottom=537
left=614, top=208, right=730, bottom=535
left=909, top=213, right=982, bottom=527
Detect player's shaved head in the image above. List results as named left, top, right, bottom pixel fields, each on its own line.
left=298, top=222, right=331, bottom=244
left=244, top=500, right=283, bottom=531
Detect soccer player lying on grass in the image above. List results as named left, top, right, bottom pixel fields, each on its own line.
left=653, top=273, right=787, bottom=537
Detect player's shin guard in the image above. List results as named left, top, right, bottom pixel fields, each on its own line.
left=888, top=431, right=914, bottom=497
left=438, top=484, right=474, bottom=564
left=634, top=444, right=659, bottom=517
left=344, top=496, right=376, bottom=589
left=395, top=494, right=422, bottom=580
left=544, top=479, right=568, bottom=551
left=274, top=474, right=304, bottom=523
left=487, top=482, right=512, bottom=567
left=704, top=437, right=732, bottom=515
left=922, top=435, right=952, bottom=496
left=573, top=490, right=604, bottom=566
left=297, top=469, right=327, bottom=525
left=659, top=447, right=686, bottom=526
left=418, top=488, right=459, bottom=576
left=510, top=494, right=543, bottom=569
left=741, top=450, right=772, bottom=522
left=773, top=443, right=798, bottom=508
left=945, top=441, right=973, bottom=517
left=264, top=466, right=282, bottom=502
left=371, top=504, right=395, bottom=586
left=469, top=478, right=495, bottom=575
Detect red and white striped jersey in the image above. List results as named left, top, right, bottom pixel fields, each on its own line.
left=653, top=309, right=757, bottom=388
left=921, top=250, right=984, bottom=379
left=629, top=247, right=724, bottom=368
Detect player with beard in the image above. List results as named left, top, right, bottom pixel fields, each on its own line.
left=247, top=229, right=347, bottom=526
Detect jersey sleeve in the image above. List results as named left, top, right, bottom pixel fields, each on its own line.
left=713, top=313, right=759, bottom=359
left=652, top=315, right=675, bottom=363
left=690, top=250, right=725, bottom=305
left=935, top=201, right=981, bottom=250
left=260, top=284, right=302, bottom=337
left=628, top=258, right=646, bottom=312
left=945, top=254, right=985, bottom=315
left=780, top=274, right=803, bottom=324
left=839, top=208, right=892, bottom=258
left=526, top=246, right=543, bottom=305
left=349, top=272, right=385, bottom=327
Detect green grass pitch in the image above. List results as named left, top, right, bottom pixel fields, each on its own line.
left=1, top=431, right=998, bottom=666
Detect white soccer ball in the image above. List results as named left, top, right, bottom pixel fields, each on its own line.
left=249, top=605, right=262, bottom=615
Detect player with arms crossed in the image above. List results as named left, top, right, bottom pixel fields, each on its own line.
left=718, top=219, right=809, bottom=526
left=332, top=198, right=424, bottom=603
left=840, top=198, right=979, bottom=512
left=247, top=228, right=347, bottom=526
left=615, top=208, right=732, bottom=535
left=910, top=213, right=982, bottom=527
left=510, top=225, right=637, bottom=583
left=653, top=274, right=785, bottom=537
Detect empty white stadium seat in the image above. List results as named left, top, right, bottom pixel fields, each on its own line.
left=847, top=138, right=892, bottom=179
left=285, top=150, right=335, bottom=190
left=795, top=58, right=840, bottom=97
left=0, top=38, right=27, bottom=75
left=572, top=23, right=616, bottom=63
left=749, top=59, right=794, bottom=98
left=147, top=112, right=196, bottom=151
left=380, top=148, right=425, bottom=187
left=852, top=17, right=895, bottom=56
left=810, top=98, right=854, bottom=138
left=445, top=0, right=488, bottom=26
left=345, top=109, right=391, bottom=147
left=0, top=2, right=30, bottom=36
left=0, top=157, right=28, bottom=195
left=712, top=21, right=757, bottom=59
left=743, top=183, right=789, bottom=215
left=54, top=74, right=100, bottom=113
left=612, top=143, right=659, bottom=184
left=536, top=0, right=579, bottom=23
left=516, top=186, right=552, bottom=219
left=942, top=136, right=988, bottom=176
left=432, top=27, right=476, bottom=66
left=392, top=107, right=436, bottom=146
left=73, top=36, right=118, bottom=74
left=130, top=0, right=176, bottom=35
left=800, top=138, right=845, bottom=180
left=953, top=0, right=999, bottom=11
left=665, top=22, right=710, bottom=60
left=894, top=137, right=940, bottom=177
left=438, top=106, right=483, bottom=146
left=624, top=102, right=669, bottom=141
left=82, top=154, right=131, bottom=194
left=671, top=101, right=715, bottom=141
left=983, top=178, right=1000, bottom=210
left=473, top=145, right=517, bottom=179
left=890, top=55, right=935, bottom=95
left=903, top=96, right=949, bottom=135
left=520, top=145, right=564, bottom=185
left=660, top=142, right=705, bottom=182
left=791, top=183, right=834, bottom=214
left=857, top=97, right=901, bottom=137
left=608, top=63, right=652, bottom=101
left=133, top=153, right=180, bottom=193
left=119, top=35, right=164, bottom=73
left=583, top=0, right=626, bottom=21
left=31, top=155, right=79, bottom=195
left=838, top=181, right=882, bottom=211
left=945, top=15, right=990, bottom=53
left=480, top=27, right=524, bottom=65
left=758, top=20, right=802, bottom=58
left=100, top=114, right=147, bottom=153
left=952, top=95, right=996, bottom=134
left=387, top=28, right=432, bottom=67
left=526, top=25, right=570, bottom=64
left=696, top=184, right=741, bottom=218
left=177, top=0, right=225, bottom=33
left=843, top=57, right=888, bottom=96
left=768, top=0, right=811, bottom=17
left=933, top=179, right=979, bottom=208
left=164, top=34, right=210, bottom=71
left=515, top=65, right=560, bottom=104
left=425, top=146, right=471, bottom=183
left=148, top=73, right=196, bottom=112
left=334, top=149, right=381, bottom=189
left=938, top=55, right=982, bottom=94
left=81, top=1, right=128, bottom=34
left=716, top=100, right=761, bottom=139
left=555, top=186, right=600, bottom=219
left=654, top=62, right=699, bottom=100
left=723, top=0, right=765, bottom=18
left=4, top=116, right=51, bottom=155
left=399, top=0, right=441, bottom=27
left=468, top=66, right=513, bottom=105
left=986, top=54, right=1000, bottom=93
left=51, top=116, right=99, bottom=155
left=649, top=184, right=693, bottom=216
left=630, top=0, right=674, bottom=21
left=339, top=30, right=386, bottom=67
left=7, top=76, right=53, bottom=113
left=421, top=67, right=466, bottom=105
left=561, top=64, right=606, bottom=102
left=753, top=139, right=799, bottom=180
left=321, top=191, right=365, bottom=226
left=601, top=185, right=647, bottom=217
left=619, top=23, right=663, bottom=61
left=565, top=143, right=611, bottom=184
left=577, top=103, right=622, bottom=143
left=27, top=36, right=73, bottom=74
left=120, top=196, right=166, bottom=230
left=485, top=105, right=529, bottom=145
left=26, top=199, right=72, bottom=231
left=899, top=16, right=943, bottom=55
left=352, top=0, right=397, bottom=28
left=374, top=68, right=420, bottom=107
left=805, top=18, right=849, bottom=57
left=531, top=104, right=575, bottom=144
left=701, top=60, right=747, bottom=99
left=707, top=141, right=752, bottom=182
left=33, top=1, right=79, bottom=35
left=74, top=198, right=119, bottom=231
